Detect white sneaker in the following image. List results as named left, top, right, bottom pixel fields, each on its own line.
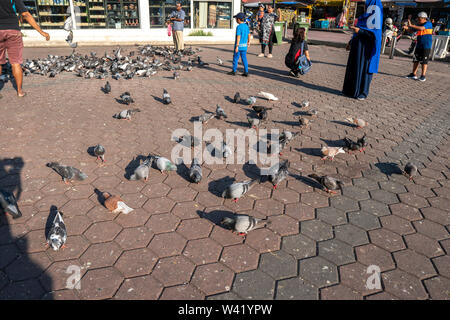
left=257, top=53, right=265, bottom=57
left=267, top=54, right=273, bottom=58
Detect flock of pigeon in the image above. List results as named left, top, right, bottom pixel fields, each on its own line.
left=0, top=46, right=420, bottom=250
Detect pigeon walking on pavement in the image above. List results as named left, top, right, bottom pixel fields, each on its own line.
left=113, top=108, right=141, bottom=120
left=189, top=158, right=202, bottom=183
left=308, top=174, right=343, bottom=194
left=222, top=179, right=259, bottom=202
left=403, top=162, right=417, bottom=180
left=129, top=157, right=153, bottom=181
left=93, top=144, right=106, bottom=164
left=120, top=92, right=134, bottom=105
left=102, top=192, right=134, bottom=214
left=163, top=89, right=172, bottom=104
left=46, top=162, right=88, bottom=184
left=216, top=104, right=228, bottom=119
left=321, top=147, right=345, bottom=161
left=102, top=81, right=111, bottom=94
left=46, top=209, right=67, bottom=251
left=221, top=214, right=269, bottom=236
left=268, top=159, right=290, bottom=189
left=233, top=92, right=240, bottom=103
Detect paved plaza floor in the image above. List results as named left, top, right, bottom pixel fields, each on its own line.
left=0, top=42, right=449, bottom=300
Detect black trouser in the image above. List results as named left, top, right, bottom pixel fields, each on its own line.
left=261, top=28, right=274, bottom=54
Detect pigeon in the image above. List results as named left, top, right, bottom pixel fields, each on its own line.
left=306, top=109, right=318, bottom=117
left=346, top=117, right=368, bottom=128
left=113, top=108, right=141, bottom=120
left=216, top=104, right=228, bottom=119
left=221, top=141, right=232, bottom=158
left=103, top=81, right=111, bottom=94
left=233, top=92, right=240, bottom=103
left=222, top=179, right=259, bottom=202
left=173, top=135, right=200, bottom=148
left=344, top=134, right=367, bottom=153
left=247, top=117, right=261, bottom=129
left=102, top=192, right=134, bottom=214
left=321, top=147, right=345, bottom=161
left=217, top=57, right=223, bottom=65
left=47, top=210, right=67, bottom=251
left=246, top=96, right=257, bottom=106
left=299, top=117, right=310, bottom=127
left=279, top=131, right=299, bottom=144
left=308, top=174, right=344, bottom=194
left=153, top=156, right=177, bottom=173
left=268, top=159, right=290, bottom=189
left=65, top=30, right=77, bottom=48
left=46, top=162, right=88, bottom=184
left=163, top=89, right=171, bottom=104
left=120, top=92, right=134, bottom=105
left=403, top=162, right=417, bottom=181
left=252, top=106, right=272, bottom=113
left=173, top=71, right=180, bottom=80
left=300, top=100, right=310, bottom=108
left=357, top=134, right=368, bottom=151
left=129, top=157, right=153, bottom=181
left=0, top=189, right=22, bottom=219
left=197, top=56, right=209, bottom=67
left=259, top=91, right=278, bottom=101
left=257, top=108, right=268, bottom=120
left=94, top=144, right=106, bottom=163
left=199, top=112, right=215, bottom=124
left=189, top=158, right=202, bottom=183
left=221, top=215, right=269, bottom=236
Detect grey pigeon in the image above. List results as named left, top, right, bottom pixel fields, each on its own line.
left=129, top=157, right=153, bottom=181
left=268, top=159, right=289, bottom=189
left=189, top=158, right=202, bottom=183
left=217, top=57, right=223, bottom=65
left=306, top=109, right=318, bottom=117
left=173, top=71, right=180, bottom=80
left=163, top=89, right=171, bottom=104
left=199, top=112, right=215, bottom=124
left=301, top=100, right=309, bottom=108
left=103, top=81, right=111, bottom=94
left=120, top=92, right=134, bottom=105
left=246, top=96, right=257, bottom=105
left=0, top=189, right=22, bottom=219
left=308, top=174, right=343, bottom=194
left=46, top=162, right=88, bottom=184
left=222, top=179, right=259, bottom=202
left=233, top=92, right=240, bottom=103
left=113, top=108, right=141, bottom=120
left=247, top=117, right=261, bottom=129
left=221, top=214, right=269, bottom=235
left=252, top=106, right=272, bottom=113
left=221, top=141, right=232, bottom=158
left=47, top=209, right=67, bottom=251
left=152, top=155, right=177, bottom=173
left=216, top=104, right=228, bottom=119
left=94, top=144, right=106, bottom=163
left=403, top=162, right=417, bottom=180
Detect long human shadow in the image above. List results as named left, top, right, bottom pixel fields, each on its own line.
left=0, top=157, right=53, bottom=299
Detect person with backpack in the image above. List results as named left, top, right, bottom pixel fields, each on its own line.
left=0, top=0, right=50, bottom=97
left=284, top=27, right=310, bottom=78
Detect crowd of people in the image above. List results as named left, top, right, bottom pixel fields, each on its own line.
left=0, top=0, right=439, bottom=100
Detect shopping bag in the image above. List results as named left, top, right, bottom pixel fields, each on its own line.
left=167, top=24, right=172, bottom=37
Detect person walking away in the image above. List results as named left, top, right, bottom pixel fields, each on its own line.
left=285, top=27, right=310, bottom=78
left=0, top=0, right=49, bottom=97
left=169, top=2, right=185, bottom=54
left=404, top=12, right=432, bottom=82
left=228, top=12, right=250, bottom=77
left=342, top=0, right=382, bottom=101
left=258, top=4, right=279, bottom=58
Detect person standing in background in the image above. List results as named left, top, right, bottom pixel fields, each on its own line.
left=169, top=2, right=186, bottom=54
left=0, top=0, right=50, bottom=97
left=258, top=4, right=279, bottom=58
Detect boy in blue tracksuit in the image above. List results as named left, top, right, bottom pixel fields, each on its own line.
left=228, top=12, right=250, bottom=77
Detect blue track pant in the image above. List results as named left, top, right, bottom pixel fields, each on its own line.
left=232, top=50, right=248, bottom=73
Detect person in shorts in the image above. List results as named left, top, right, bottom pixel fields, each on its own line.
left=0, top=0, right=50, bottom=97
left=404, top=12, right=432, bottom=82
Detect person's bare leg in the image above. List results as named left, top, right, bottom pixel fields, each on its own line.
left=11, top=64, right=24, bottom=96
left=412, top=61, right=420, bottom=75
left=421, top=64, right=428, bottom=77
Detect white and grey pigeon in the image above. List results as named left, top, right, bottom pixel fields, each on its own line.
left=217, top=57, right=223, bottom=65
left=189, top=158, right=202, bottom=183
left=94, top=144, right=106, bottom=163
left=216, top=104, right=228, bottom=119
left=403, top=162, right=418, bottom=180
left=113, top=108, right=141, bottom=120
left=199, top=112, right=215, bottom=124
left=301, top=100, right=310, bottom=108
left=152, top=155, right=177, bottom=173
left=47, top=209, right=67, bottom=251
left=222, top=179, right=259, bottom=202
left=247, top=117, right=261, bottom=129
left=163, top=88, right=172, bottom=104
left=246, top=96, right=257, bottom=106
left=120, top=91, right=134, bottom=105
left=268, top=159, right=290, bottom=189
left=129, top=157, right=153, bottom=181
left=0, top=189, right=22, bottom=219
left=259, top=91, right=278, bottom=101
left=221, top=214, right=269, bottom=235
left=221, top=141, right=232, bottom=158
left=46, top=162, right=88, bottom=184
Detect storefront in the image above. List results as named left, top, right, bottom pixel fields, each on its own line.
left=21, top=0, right=241, bottom=45
left=311, top=0, right=346, bottom=28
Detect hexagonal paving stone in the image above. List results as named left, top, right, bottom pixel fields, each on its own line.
left=330, top=196, right=360, bottom=213
left=171, top=201, right=203, bottom=220
left=359, top=199, right=391, bottom=217
left=259, top=250, right=297, bottom=280
left=335, top=224, right=369, bottom=246
left=114, top=275, right=163, bottom=300
left=300, top=220, right=333, bottom=242
left=389, top=203, right=423, bottom=221
left=232, top=269, right=275, bottom=300
left=114, top=226, right=154, bottom=250
left=16, top=229, right=47, bottom=253
left=46, top=235, right=90, bottom=262
left=196, top=191, right=224, bottom=207
left=79, top=241, right=122, bottom=269
left=348, top=211, right=380, bottom=230
left=369, top=189, right=399, bottom=205
left=423, top=277, right=450, bottom=300
left=245, top=228, right=281, bottom=253
left=380, top=215, right=415, bottom=235
left=142, top=197, right=176, bottom=214
left=352, top=177, right=379, bottom=190
left=159, top=284, right=205, bottom=300
left=300, top=192, right=329, bottom=208
left=316, top=207, right=348, bottom=226
left=78, top=267, right=124, bottom=300
left=272, top=189, right=300, bottom=204
left=0, top=278, right=45, bottom=300
left=183, top=238, right=222, bottom=265
left=420, top=207, right=450, bottom=225
left=141, top=183, right=171, bottom=198
left=114, top=248, right=158, bottom=277
left=285, top=203, right=315, bottom=221
left=40, top=259, right=85, bottom=292
left=63, top=215, right=92, bottom=235
left=84, top=221, right=122, bottom=243
left=210, top=225, right=244, bottom=247
left=432, top=255, right=450, bottom=279
left=207, top=291, right=242, bottom=300
left=320, top=284, right=362, bottom=300
left=299, top=256, right=338, bottom=288
left=254, top=199, right=284, bottom=216
left=393, top=249, right=437, bottom=280
left=177, top=218, right=213, bottom=240
left=191, top=262, right=234, bottom=296
left=355, top=244, right=395, bottom=272
left=318, top=239, right=356, bottom=266
left=151, top=255, right=195, bottom=287
left=220, top=244, right=259, bottom=273
left=5, top=252, right=51, bottom=281
left=146, top=213, right=180, bottom=234
left=275, top=277, right=318, bottom=300
left=382, top=270, right=428, bottom=300
left=339, top=262, right=381, bottom=296
left=368, top=229, right=406, bottom=252
left=379, top=181, right=407, bottom=194
left=413, top=219, right=450, bottom=241
left=266, top=215, right=298, bottom=236
left=167, top=187, right=198, bottom=202
left=404, top=233, right=444, bottom=258
left=148, top=232, right=187, bottom=258
left=281, top=233, right=317, bottom=259
left=342, top=186, right=370, bottom=201
left=0, top=243, right=20, bottom=269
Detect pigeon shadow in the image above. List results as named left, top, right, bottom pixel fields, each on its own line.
left=176, top=161, right=192, bottom=183
left=196, top=209, right=235, bottom=227
left=374, top=162, right=403, bottom=176
left=100, top=87, right=109, bottom=94
left=86, top=146, right=97, bottom=157
left=114, top=98, right=132, bottom=105
left=291, top=102, right=304, bottom=108
left=331, top=120, right=357, bottom=128
left=124, top=155, right=147, bottom=179
left=320, top=138, right=346, bottom=148
left=295, top=147, right=323, bottom=157
left=151, top=95, right=165, bottom=104
left=208, top=176, right=235, bottom=198
left=93, top=188, right=107, bottom=205
left=291, top=173, right=323, bottom=189
left=225, top=120, right=250, bottom=128
left=242, top=162, right=261, bottom=180
left=272, top=120, right=299, bottom=127
left=292, top=111, right=311, bottom=116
